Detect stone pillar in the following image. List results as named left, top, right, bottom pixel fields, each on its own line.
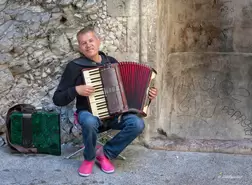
left=146, top=0, right=252, bottom=154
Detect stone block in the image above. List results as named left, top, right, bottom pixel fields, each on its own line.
left=157, top=52, right=252, bottom=140
left=233, top=26, right=252, bottom=52
left=158, top=0, right=237, bottom=52
left=167, top=22, right=234, bottom=52
left=169, top=0, right=235, bottom=25
left=237, top=2, right=252, bottom=27
left=107, top=0, right=139, bottom=17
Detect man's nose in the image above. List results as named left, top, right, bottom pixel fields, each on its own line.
left=86, top=44, right=91, bottom=49
left=87, top=42, right=92, bottom=46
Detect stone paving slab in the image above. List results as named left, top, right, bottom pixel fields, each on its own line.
left=0, top=144, right=252, bottom=185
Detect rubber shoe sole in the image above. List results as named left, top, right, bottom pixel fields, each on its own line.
left=78, top=171, right=91, bottom=177
left=101, top=168, right=114, bottom=174
left=95, top=160, right=115, bottom=174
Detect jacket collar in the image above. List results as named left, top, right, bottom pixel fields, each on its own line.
left=73, top=51, right=110, bottom=67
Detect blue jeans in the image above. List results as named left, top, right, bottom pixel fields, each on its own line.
left=78, top=111, right=145, bottom=161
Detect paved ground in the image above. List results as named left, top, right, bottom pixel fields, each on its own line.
left=1, top=143, right=252, bottom=185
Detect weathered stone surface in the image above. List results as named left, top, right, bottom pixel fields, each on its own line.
left=0, top=116, right=5, bottom=134
left=157, top=52, right=252, bottom=140
left=0, top=65, right=14, bottom=93
left=0, top=53, right=13, bottom=65
left=0, top=0, right=8, bottom=12
left=127, top=16, right=139, bottom=53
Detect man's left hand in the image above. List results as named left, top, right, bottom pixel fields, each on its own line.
left=148, top=87, right=158, bottom=100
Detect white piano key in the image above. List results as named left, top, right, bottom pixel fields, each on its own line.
left=90, top=81, right=102, bottom=86
left=94, top=85, right=103, bottom=89
left=94, top=94, right=105, bottom=98
left=98, top=110, right=109, bottom=115
left=89, top=68, right=99, bottom=72
left=89, top=74, right=101, bottom=79
left=93, top=91, right=104, bottom=96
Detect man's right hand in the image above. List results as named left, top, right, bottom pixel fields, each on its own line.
left=75, top=85, right=95, bottom=96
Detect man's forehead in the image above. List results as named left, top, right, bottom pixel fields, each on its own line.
left=78, top=31, right=97, bottom=41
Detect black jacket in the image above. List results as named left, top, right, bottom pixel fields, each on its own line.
left=52, top=51, right=118, bottom=112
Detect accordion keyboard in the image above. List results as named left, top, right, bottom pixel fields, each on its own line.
left=83, top=68, right=110, bottom=119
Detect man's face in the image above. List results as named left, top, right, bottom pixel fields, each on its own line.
left=77, top=31, right=100, bottom=59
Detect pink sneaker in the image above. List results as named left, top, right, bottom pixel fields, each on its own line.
left=78, top=160, right=94, bottom=177
left=96, top=148, right=115, bottom=173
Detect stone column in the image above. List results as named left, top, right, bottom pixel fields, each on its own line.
left=147, top=0, right=252, bottom=154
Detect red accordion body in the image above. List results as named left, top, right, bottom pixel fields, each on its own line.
left=82, top=61, right=157, bottom=119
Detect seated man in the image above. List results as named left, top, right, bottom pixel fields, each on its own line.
left=53, top=26, right=158, bottom=177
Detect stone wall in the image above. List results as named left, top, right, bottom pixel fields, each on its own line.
left=0, top=0, right=153, bottom=143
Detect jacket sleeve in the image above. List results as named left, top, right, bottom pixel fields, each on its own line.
left=52, top=63, right=78, bottom=106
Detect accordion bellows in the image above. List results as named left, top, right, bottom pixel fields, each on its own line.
left=10, top=112, right=61, bottom=155
left=83, top=61, right=157, bottom=119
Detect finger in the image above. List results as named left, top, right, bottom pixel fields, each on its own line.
left=86, top=86, right=95, bottom=91
left=149, top=91, right=157, bottom=96
left=87, top=88, right=95, bottom=92
left=86, top=89, right=94, bottom=94
left=149, top=95, right=155, bottom=99
left=85, top=91, right=93, bottom=96
left=149, top=95, right=156, bottom=98
left=150, top=88, right=157, bottom=93
left=149, top=92, right=156, bottom=97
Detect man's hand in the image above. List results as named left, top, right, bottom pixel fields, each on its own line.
left=148, top=87, right=158, bottom=100
left=75, top=85, right=95, bottom=96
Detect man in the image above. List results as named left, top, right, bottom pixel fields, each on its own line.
left=53, top=26, right=158, bottom=177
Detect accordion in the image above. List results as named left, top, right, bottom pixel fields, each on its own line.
left=82, top=61, right=157, bottom=119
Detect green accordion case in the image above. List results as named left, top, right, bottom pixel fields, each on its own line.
left=10, top=111, right=61, bottom=156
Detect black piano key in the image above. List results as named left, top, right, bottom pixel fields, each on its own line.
left=91, top=80, right=102, bottom=84
left=97, top=104, right=106, bottom=107
left=94, top=94, right=104, bottom=97
left=89, top=73, right=99, bottom=76
left=96, top=101, right=106, bottom=105
left=95, top=97, right=105, bottom=101
left=94, top=84, right=102, bottom=87
left=97, top=107, right=107, bottom=110
left=90, top=77, right=101, bottom=80
left=94, top=89, right=103, bottom=92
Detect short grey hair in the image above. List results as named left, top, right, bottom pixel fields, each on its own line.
left=77, top=26, right=99, bottom=39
